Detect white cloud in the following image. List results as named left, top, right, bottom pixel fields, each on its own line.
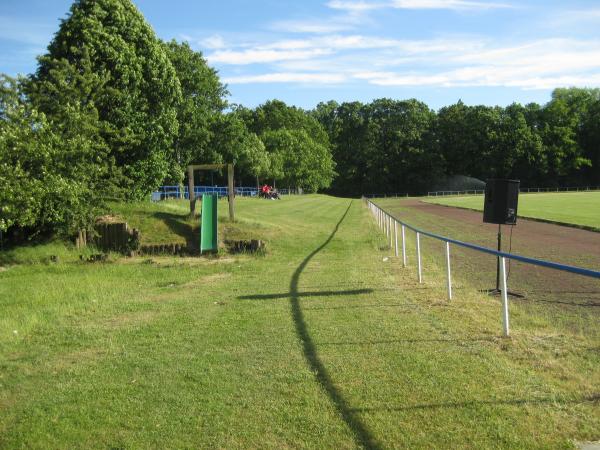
left=224, top=72, right=347, bottom=84
left=328, top=0, right=513, bottom=11
left=352, top=39, right=600, bottom=89
left=326, top=0, right=386, bottom=11
left=207, top=48, right=333, bottom=65
left=270, top=19, right=354, bottom=34
left=199, top=34, right=227, bottom=49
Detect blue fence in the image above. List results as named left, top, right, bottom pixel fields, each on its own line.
left=152, top=185, right=296, bottom=201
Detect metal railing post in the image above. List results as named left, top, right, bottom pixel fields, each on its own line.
left=394, top=220, right=399, bottom=257
left=500, top=256, right=510, bottom=336
left=416, top=232, right=422, bottom=283
left=387, top=215, right=391, bottom=240
left=445, top=242, right=452, bottom=300
left=401, top=225, right=406, bottom=267
left=389, top=215, right=393, bottom=248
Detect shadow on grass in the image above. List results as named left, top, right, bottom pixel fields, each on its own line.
left=350, top=393, right=600, bottom=413
left=152, top=212, right=198, bottom=251
left=238, top=288, right=373, bottom=300
left=317, top=337, right=496, bottom=346
left=287, top=200, right=382, bottom=450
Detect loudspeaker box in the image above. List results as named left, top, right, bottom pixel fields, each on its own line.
left=483, top=179, right=520, bottom=225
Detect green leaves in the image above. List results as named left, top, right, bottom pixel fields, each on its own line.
left=30, top=0, right=182, bottom=199
left=242, top=100, right=336, bottom=192
left=0, top=75, right=100, bottom=234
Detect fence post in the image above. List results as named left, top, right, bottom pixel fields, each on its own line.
left=500, top=256, right=510, bottom=337
left=387, top=215, right=390, bottom=240
left=445, top=242, right=452, bottom=300
left=416, top=232, right=422, bottom=283
left=401, top=225, right=406, bottom=267
left=389, top=215, right=393, bottom=248
left=394, top=220, right=399, bottom=257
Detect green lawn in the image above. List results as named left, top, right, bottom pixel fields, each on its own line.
left=1, top=195, right=598, bottom=448
left=425, top=191, right=600, bottom=229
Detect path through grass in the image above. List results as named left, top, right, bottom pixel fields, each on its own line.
left=1, top=195, right=598, bottom=448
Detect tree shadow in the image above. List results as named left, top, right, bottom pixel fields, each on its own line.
left=238, top=288, right=374, bottom=300
left=152, top=212, right=198, bottom=252
left=317, top=337, right=496, bottom=346
left=287, top=200, right=382, bottom=450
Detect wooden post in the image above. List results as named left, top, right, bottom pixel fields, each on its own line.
left=188, top=165, right=195, bottom=216
left=228, top=164, right=235, bottom=222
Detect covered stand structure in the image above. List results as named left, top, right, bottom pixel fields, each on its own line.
left=187, top=164, right=235, bottom=221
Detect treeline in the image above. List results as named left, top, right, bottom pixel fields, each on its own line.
left=0, top=0, right=334, bottom=238
left=2, top=0, right=599, bottom=240
left=314, top=90, right=600, bottom=196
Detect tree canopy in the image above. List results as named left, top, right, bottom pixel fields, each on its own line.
left=28, top=0, right=182, bottom=199
left=2, top=0, right=600, bottom=240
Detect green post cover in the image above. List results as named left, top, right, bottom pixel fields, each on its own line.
left=200, top=194, right=218, bottom=254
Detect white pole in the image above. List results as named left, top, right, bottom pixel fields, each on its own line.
left=500, top=256, right=510, bottom=336
left=401, top=225, right=406, bottom=267
left=385, top=213, right=388, bottom=237
left=445, top=242, right=452, bottom=300
left=389, top=216, right=393, bottom=248
left=416, top=232, right=422, bottom=283
left=394, top=220, right=399, bottom=257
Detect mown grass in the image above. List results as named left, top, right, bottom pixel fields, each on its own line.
left=0, top=195, right=598, bottom=449
left=424, top=191, right=600, bottom=229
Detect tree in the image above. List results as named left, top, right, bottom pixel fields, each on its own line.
left=261, top=128, right=335, bottom=192
left=163, top=40, right=228, bottom=183
left=0, top=75, right=103, bottom=235
left=241, top=100, right=335, bottom=191
left=27, top=0, right=182, bottom=199
left=581, top=99, right=600, bottom=185
left=209, top=113, right=270, bottom=185
left=540, top=89, right=594, bottom=183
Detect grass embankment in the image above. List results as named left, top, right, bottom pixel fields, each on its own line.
left=425, top=191, right=600, bottom=230
left=1, top=195, right=598, bottom=448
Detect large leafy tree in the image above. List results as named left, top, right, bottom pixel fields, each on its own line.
left=27, top=0, right=182, bottom=199
left=163, top=40, right=228, bottom=183
left=0, top=75, right=103, bottom=235
left=242, top=100, right=335, bottom=191
left=261, top=128, right=335, bottom=192
left=580, top=99, right=600, bottom=185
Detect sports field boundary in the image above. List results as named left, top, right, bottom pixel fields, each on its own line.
left=421, top=199, right=600, bottom=233
left=365, top=197, right=600, bottom=337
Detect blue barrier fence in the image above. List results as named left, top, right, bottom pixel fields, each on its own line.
left=364, top=197, right=600, bottom=336
left=152, top=186, right=297, bottom=201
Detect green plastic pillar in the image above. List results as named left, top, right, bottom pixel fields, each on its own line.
left=200, top=194, right=218, bottom=254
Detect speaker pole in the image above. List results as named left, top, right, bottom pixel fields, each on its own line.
left=496, top=223, right=501, bottom=292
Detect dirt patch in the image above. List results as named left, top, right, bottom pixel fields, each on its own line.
left=118, top=256, right=238, bottom=266
left=385, top=199, right=600, bottom=308
left=183, top=272, right=232, bottom=288
left=100, top=310, right=159, bottom=329
left=49, top=347, right=107, bottom=372
left=411, top=200, right=600, bottom=258
left=95, top=214, right=124, bottom=224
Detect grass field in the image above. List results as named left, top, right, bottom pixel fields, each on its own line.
left=1, top=195, right=599, bottom=448
left=424, top=191, right=600, bottom=229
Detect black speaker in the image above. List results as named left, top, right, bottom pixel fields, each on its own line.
left=483, top=179, right=520, bottom=225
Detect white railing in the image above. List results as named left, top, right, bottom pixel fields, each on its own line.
left=364, top=198, right=600, bottom=337
left=427, top=186, right=600, bottom=197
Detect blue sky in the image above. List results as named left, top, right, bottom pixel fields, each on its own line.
left=2, top=0, right=600, bottom=110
